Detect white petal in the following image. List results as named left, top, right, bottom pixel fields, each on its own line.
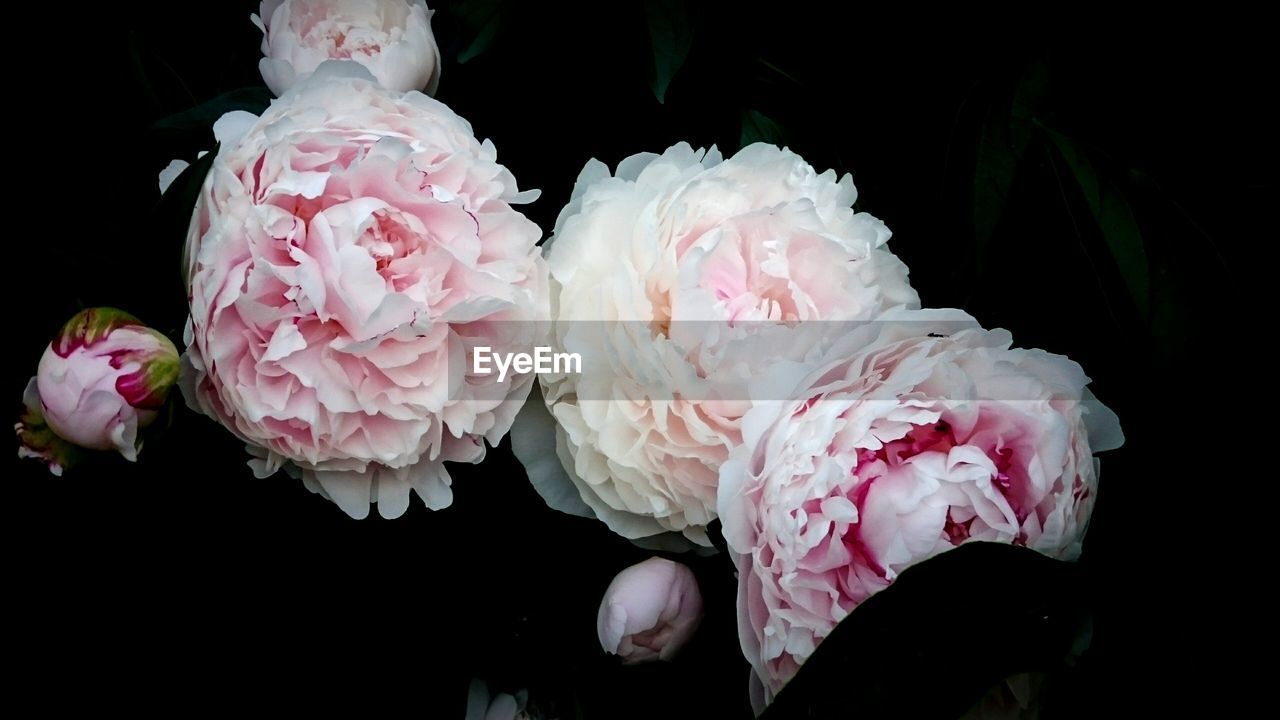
left=820, top=496, right=859, bottom=523
left=213, top=110, right=260, bottom=148
left=22, top=376, right=39, bottom=411
left=312, top=469, right=373, bottom=519
left=262, top=322, right=307, bottom=362
left=258, top=57, right=295, bottom=96
left=307, top=59, right=378, bottom=84
left=375, top=469, right=413, bottom=519
left=509, top=188, right=541, bottom=204
left=109, top=414, right=139, bottom=463
left=508, top=387, right=596, bottom=518
left=616, top=152, right=660, bottom=182
left=484, top=694, right=519, bottom=720
left=1082, top=388, right=1124, bottom=452
left=465, top=680, right=490, bottom=720
left=598, top=602, right=627, bottom=654
left=439, top=296, right=512, bottom=323
left=407, top=459, right=454, bottom=510
left=158, top=159, right=189, bottom=194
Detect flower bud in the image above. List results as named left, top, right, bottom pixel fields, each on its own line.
left=597, top=557, right=704, bottom=663
left=16, top=308, right=178, bottom=474
left=253, top=0, right=442, bottom=96
left=466, top=680, right=539, bottom=720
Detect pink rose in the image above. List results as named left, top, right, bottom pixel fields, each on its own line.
left=512, top=142, right=917, bottom=548
left=253, top=0, right=441, bottom=96
left=17, top=308, right=179, bottom=474
left=181, top=62, right=546, bottom=519
left=597, top=557, right=704, bottom=663
left=717, top=310, right=1123, bottom=708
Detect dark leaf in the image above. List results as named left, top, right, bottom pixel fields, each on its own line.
left=458, top=15, right=502, bottom=64
left=154, top=146, right=218, bottom=287
left=759, top=543, right=1091, bottom=720
left=451, top=0, right=506, bottom=64
left=972, top=63, right=1049, bottom=266
left=1043, top=127, right=1152, bottom=319
left=128, top=30, right=198, bottom=116
left=739, top=109, right=786, bottom=149
left=758, top=57, right=801, bottom=86
left=1129, top=167, right=1235, bottom=282
left=644, top=0, right=693, bottom=104
left=152, top=87, right=274, bottom=133
left=705, top=519, right=730, bottom=558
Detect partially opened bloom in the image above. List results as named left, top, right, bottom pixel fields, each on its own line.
left=597, top=557, right=704, bottom=663
left=717, top=310, right=1123, bottom=707
left=465, top=680, right=540, bottom=720
left=181, top=62, right=545, bottom=518
left=513, top=143, right=917, bottom=547
left=253, top=0, right=441, bottom=95
left=17, top=308, right=178, bottom=474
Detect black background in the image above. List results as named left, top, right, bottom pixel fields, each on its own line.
left=9, top=2, right=1266, bottom=716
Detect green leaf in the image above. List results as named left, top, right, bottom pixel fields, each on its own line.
left=758, top=57, right=800, bottom=86
left=16, top=397, right=83, bottom=475
left=1043, top=127, right=1152, bottom=319
left=457, top=19, right=500, bottom=64
left=644, top=0, right=693, bottom=104
left=451, top=0, right=506, bottom=64
left=158, top=145, right=217, bottom=203
left=972, top=63, right=1049, bottom=265
left=152, top=87, right=274, bottom=134
left=128, top=30, right=197, bottom=116
left=739, top=109, right=786, bottom=149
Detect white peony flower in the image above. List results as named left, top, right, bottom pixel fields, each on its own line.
left=512, top=142, right=918, bottom=547
left=253, top=0, right=441, bottom=96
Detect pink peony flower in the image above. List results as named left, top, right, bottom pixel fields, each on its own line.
left=597, top=557, right=704, bottom=663
left=512, top=142, right=917, bottom=547
left=717, top=310, right=1123, bottom=709
left=180, top=62, right=546, bottom=519
left=17, top=308, right=179, bottom=474
left=253, top=0, right=441, bottom=96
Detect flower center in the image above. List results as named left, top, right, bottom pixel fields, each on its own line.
left=878, top=420, right=958, bottom=463
left=358, top=210, right=423, bottom=285
left=833, top=417, right=1026, bottom=578
left=943, top=510, right=974, bottom=545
